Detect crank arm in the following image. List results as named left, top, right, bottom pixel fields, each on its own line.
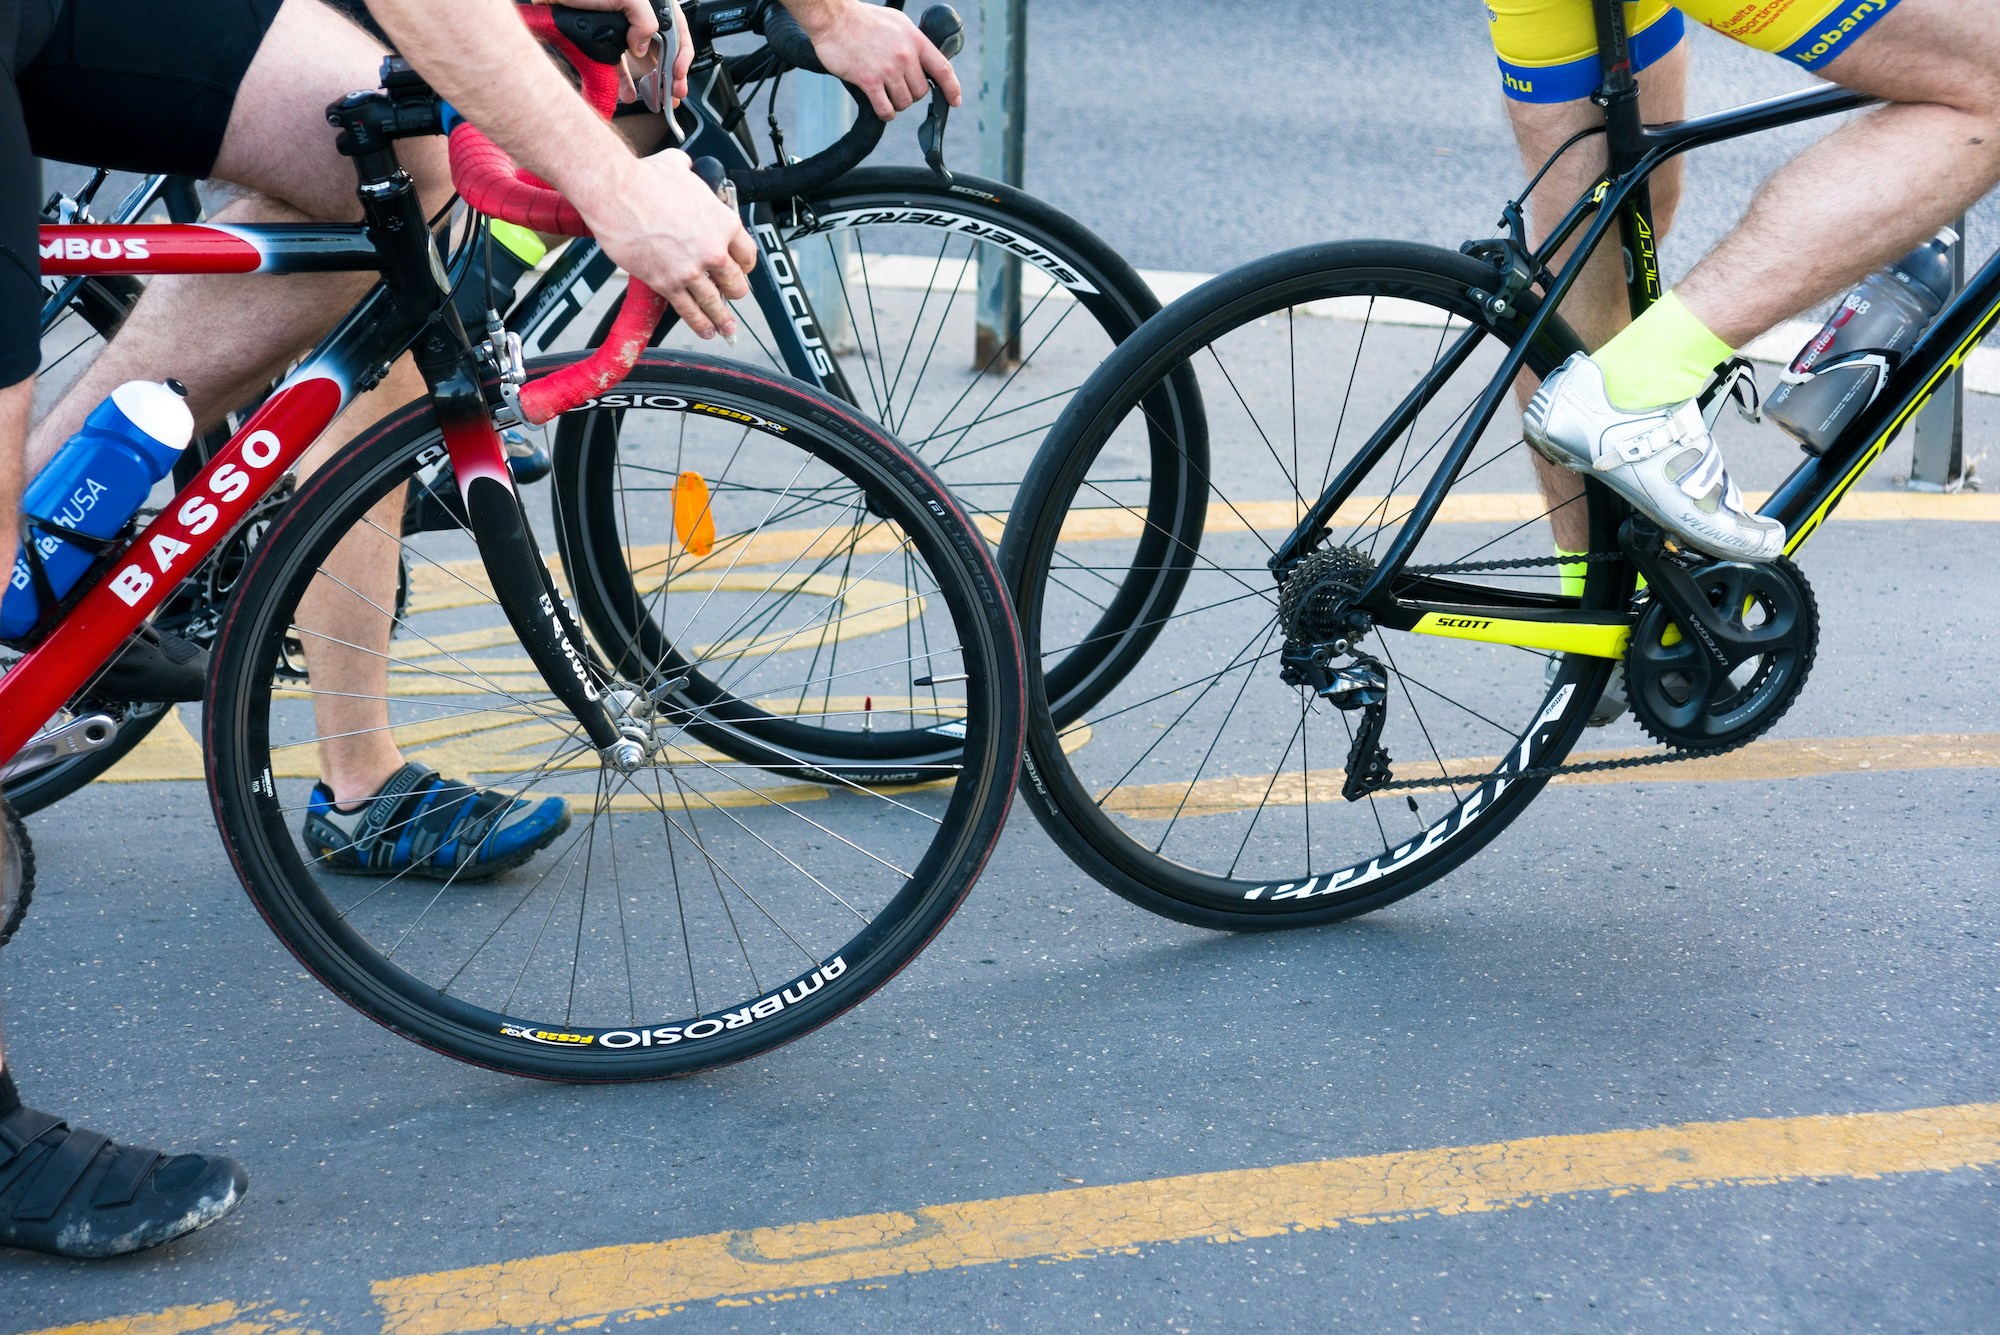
left=1617, top=517, right=1763, bottom=675
left=0, top=712, right=117, bottom=784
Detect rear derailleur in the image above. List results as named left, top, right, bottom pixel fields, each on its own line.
left=1277, top=545, right=1393, bottom=801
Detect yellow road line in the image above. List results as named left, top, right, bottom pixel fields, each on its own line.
left=1099, top=732, right=2000, bottom=819
left=407, top=489, right=2000, bottom=608
left=366, top=1100, right=2000, bottom=1334
left=19, top=1302, right=319, bottom=1335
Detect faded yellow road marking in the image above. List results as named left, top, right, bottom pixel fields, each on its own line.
left=407, top=489, right=2000, bottom=610
left=368, top=1100, right=2000, bottom=1334
left=1039, top=488, right=2000, bottom=548
left=19, top=1301, right=320, bottom=1335
left=1099, top=732, right=2000, bottom=818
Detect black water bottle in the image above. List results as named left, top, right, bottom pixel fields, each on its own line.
left=1766, top=228, right=1958, bottom=455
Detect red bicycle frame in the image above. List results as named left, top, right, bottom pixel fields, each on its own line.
left=5, top=221, right=412, bottom=765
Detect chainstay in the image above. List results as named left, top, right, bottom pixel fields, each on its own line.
left=1368, top=742, right=1729, bottom=794
left=1371, top=550, right=1737, bottom=792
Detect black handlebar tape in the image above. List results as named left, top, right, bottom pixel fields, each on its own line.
left=919, top=5, right=964, bottom=60
left=728, top=2, right=886, bottom=202
left=759, top=3, right=827, bottom=75
left=548, top=5, right=632, bottom=65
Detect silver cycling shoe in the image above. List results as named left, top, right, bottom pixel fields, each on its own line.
left=1524, top=354, right=1785, bottom=563
left=1547, top=654, right=1628, bottom=728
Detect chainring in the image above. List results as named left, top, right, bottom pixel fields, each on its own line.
left=1626, top=554, right=1817, bottom=752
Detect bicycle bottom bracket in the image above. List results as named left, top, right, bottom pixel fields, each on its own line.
left=1625, top=553, right=1818, bottom=752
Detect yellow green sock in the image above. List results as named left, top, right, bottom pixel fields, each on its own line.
left=1555, top=549, right=1646, bottom=597
left=1591, top=290, right=1735, bottom=412
left=1556, top=549, right=1588, bottom=599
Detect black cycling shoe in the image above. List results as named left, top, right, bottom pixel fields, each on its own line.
left=89, top=624, right=207, bottom=704
left=403, top=431, right=552, bottom=534
left=0, top=1102, right=247, bottom=1258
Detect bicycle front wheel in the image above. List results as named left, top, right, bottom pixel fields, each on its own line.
left=557, top=169, right=1205, bottom=779
left=1003, top=241, right=1630, bottom=930
left=206, top=352, right=1023, bottom=1079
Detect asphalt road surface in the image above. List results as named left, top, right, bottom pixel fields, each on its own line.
left=11, top=3, right=2000, bottom=1331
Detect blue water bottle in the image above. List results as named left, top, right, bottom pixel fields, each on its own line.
left=2, top=380, right=194, bottom=640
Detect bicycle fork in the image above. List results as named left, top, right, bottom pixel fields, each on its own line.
left=420, top=338, right=631, bottom=765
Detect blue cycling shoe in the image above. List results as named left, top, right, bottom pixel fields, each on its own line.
left=303, top=762, right=571, bottom=881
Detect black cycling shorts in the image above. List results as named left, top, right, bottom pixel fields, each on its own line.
left=2, top=0, right=284, bottom=389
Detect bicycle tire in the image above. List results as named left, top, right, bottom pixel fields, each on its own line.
left=205, top=350, right=1023, bottom=1080
left=8, top=276, right=171, bottom=816
left=1003, top=240, right=1629, bottom=930
left=555, top=168, right=1205, bottom=781
left=0, top=797, right=31, bottom=948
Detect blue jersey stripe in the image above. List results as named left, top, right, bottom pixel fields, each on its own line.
left=1777, top=0, right=1901, bottom=71
left=1497, top=9, right=1687, bottom=105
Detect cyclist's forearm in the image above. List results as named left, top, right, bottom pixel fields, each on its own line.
left=366, top=0, right=637, bottom=223
left=777, top=0, right=850, bottom=40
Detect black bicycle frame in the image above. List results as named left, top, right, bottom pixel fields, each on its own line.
left=1313, top=0, right=1985, bottom=634
left=503, top=49, right=858, bottom=401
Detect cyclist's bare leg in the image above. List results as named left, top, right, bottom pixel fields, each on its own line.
left=1507, top=42, right=1687, bottom=553
left=1, top=374, right=24, bottom=1074
left=1, top=380, right=24, bottom=1062
left=25, top=2, right=449, bottom=465
left=1676, top=0, right=2000, bottom=345
left=0, top=375, right=25, bottom=562
left=23, top=1, right=451, bottom=805
left=292, top=358, right=426, bottom=806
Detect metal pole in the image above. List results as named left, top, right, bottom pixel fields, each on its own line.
left=1909, top=216, right=1967, bottom=492
left=793, top=74, right=854, bottom=353
left=976, top=0, right=1026, bottom=370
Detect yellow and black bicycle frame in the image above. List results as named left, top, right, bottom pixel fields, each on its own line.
left=1274, top=0, right=1996, bottom=661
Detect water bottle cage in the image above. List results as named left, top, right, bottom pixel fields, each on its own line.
left=6, top=513, right=136, bottom=651
left=1777, top=348, right=1897, bottom=388
left=1699, top=356, right=1765, bottom=431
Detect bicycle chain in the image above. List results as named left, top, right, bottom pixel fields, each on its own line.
left=1365, top=550, right=1734, bottom=793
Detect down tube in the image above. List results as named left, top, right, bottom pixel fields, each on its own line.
left=0, top=299, right=392, bottom=763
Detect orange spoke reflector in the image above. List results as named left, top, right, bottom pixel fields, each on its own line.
left=674, top=471, right=716, bottom=556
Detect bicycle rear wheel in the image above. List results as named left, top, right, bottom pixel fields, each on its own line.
left=1003, top=241, right=1631, bottom=930
left=557, top=169, right=1205, bottom=779
left=205, top=352, right=1023, bottom=1079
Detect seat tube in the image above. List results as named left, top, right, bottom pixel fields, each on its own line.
left=1593, top=0, right=1661, bottom=318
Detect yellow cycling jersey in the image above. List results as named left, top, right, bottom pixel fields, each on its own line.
left=1488, top=0, right=1903, bottom=104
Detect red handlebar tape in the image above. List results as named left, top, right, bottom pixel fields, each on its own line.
left=450, top=4, right=669, bottom=424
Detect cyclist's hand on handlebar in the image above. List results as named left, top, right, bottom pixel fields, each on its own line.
left=624, top=2, right=694, bottom=108
left=532, top=0, right=661, bottom=55
left=595, top=149, right=757, bottom=340
left=790, top=0, right=963, bottom=121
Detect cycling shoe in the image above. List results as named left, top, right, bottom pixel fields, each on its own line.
left=1547, top=653, right=1628, bottom=728
left=89, top=624, right=207, bottom=704
left=1525, top=354, right=1784, bottom=563
left=0, top=1100, right=246, bottom=1258
left=303, top=761, right=571, bottom=880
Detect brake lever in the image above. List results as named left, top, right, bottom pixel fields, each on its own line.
left=919, top=94, right=951, bottom=184
left=915, top=5, right=964, bottom=184
left=691, top=155, right=739, bottom=346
